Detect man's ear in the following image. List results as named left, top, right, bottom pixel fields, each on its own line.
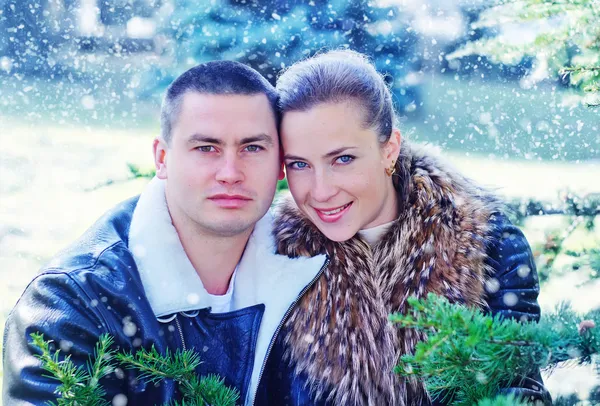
left=278, top=142, right=286, bottom=181
left=153, top=138, right=168, bottom=179
left=384, top=128, right=402, bottom=163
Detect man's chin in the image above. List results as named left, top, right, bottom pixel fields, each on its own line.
left=200, top=216, right=258, bottom=238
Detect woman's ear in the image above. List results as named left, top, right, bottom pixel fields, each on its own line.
left=384, top=128, right=402, bottom=163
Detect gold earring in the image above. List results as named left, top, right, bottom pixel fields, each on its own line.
left=386, top=160, right=396, bottom=177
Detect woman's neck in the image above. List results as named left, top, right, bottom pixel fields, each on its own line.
left=363, top=182, right=399, bottom=230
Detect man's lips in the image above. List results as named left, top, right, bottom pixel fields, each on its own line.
left=208, top=194, right=252, bottom=208
left=313, top=202, right=353, bottom=223
left=208, top=194, right=252, bottom=200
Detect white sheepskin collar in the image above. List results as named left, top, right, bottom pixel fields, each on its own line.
left=128, top=178, right=327, bottom=404
left=129, top=177, right=215, bottom=317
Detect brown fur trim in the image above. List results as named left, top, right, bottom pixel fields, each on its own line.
left=273, top=143, right=503, bottom=405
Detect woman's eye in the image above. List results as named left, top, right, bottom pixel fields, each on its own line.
left=335, top=155, right=354, bottom=164
left=198, top=146, right=216, bottom=152
left=245, top=145, right=263, bottom=152
left=288, top=161, right=308, bottom=170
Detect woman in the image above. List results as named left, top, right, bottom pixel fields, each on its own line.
left=253, top=50, right=551, bottom=405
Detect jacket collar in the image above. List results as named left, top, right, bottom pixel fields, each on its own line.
left=129, top=177, right=325, bottom=318
left=128, top=177, right=213, bottom=317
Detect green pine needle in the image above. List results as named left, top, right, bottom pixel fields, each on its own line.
left=31, top=332, right=111, bottom=406
left=197, top=374, right=240, bottom=406
left=477, top=394, right=530, bottom=406
left=390, top=293, right=600, bottom=405
left=116, top=345, right=202, bottom=384
left=32, top=333, right=240, bottom=406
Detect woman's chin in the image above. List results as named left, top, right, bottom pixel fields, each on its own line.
left=316, top=224, right=357, bottom=243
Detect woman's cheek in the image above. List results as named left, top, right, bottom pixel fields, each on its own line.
left=296, top=178, right=313, bottom=201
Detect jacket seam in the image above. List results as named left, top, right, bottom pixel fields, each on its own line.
left=63, top=240, right=127, bottom=335
left=8, top=240, right=127, bottom=336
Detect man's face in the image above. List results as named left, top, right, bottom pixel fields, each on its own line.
left=154, top=91, right=283, bottom=238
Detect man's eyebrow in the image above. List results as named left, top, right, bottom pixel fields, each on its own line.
left=187, top=134, right=222, bottom=145
left=187, top=133, right=274, bottom=146
left=240, top=133, right=274, bottom=146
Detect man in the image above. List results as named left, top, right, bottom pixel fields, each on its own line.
left=2, top=61, right=327, bottom=405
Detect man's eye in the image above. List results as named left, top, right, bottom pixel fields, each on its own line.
left=198, top=146, right=216, bottom=152
left=335, top=155, right=355, bottom=164
left=245, top=145, right=264, bottom=152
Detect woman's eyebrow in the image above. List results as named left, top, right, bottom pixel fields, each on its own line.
left=283, top=153, right=305, bottom=161
left=284, top=146, right=358, bottom=161
left=323, top=146, right=357, bottom=158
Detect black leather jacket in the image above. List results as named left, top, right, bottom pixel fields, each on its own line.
left=2, top=197, right=265, bottom=405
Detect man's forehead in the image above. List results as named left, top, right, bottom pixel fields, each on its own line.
left=178, top=92, right=274, bottom=121
left=179, top=90, right=270, bottom=109
left=173, top=91, right=278, bottom=141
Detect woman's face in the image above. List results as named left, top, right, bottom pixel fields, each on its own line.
left=281, top=100, right=401, bottom=242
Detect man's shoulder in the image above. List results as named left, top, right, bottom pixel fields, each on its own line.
left=7, top=195, right=156, bottom=337
left=41, top=196, right=140, bottom=276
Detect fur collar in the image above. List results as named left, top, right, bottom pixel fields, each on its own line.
left=273, top=143, right=502, bottom=405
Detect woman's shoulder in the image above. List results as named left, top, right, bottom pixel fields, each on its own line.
left=405, top=142, right=503, bottom=209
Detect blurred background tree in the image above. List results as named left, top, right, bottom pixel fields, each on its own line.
left=142, top=0, right=422, bottom=115
left=447, top=0, right=600, bottom=106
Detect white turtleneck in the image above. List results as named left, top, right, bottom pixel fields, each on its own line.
left=358, top=220, right=396, bottom=247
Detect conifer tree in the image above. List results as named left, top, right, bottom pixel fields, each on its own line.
left=447, top=0, right=600, bottom=106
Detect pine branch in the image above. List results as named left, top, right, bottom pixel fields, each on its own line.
left=561, top=66, right=600, bottom=73
left=389, top=293, right=600, bottom=405
left=115, top=345, right=239, bottom=406
left=194, top=375, right=241, bottom=406
left=476, top=394, right=530, bottom=406
left=30, top=333, right=111, bottom=406
left=448, top=0, right=600, bottom=102
left=590, top=249, right=600, bottom=278
left=116, top=345, right=201, bottom=384
left=86, top=334, right=117, bottom=392
left=32, top=334, right=240, bottom=406
left=506, top=192, right=600, bottom=219
left=512, top=192, right=599, bottom=284
left=83, top=163, right=155, bottom=192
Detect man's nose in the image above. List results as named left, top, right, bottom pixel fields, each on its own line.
left=215, top=154, right=245, bottom=185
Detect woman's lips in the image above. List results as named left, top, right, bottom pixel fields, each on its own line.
left=314, top=202, right=353, bottom=223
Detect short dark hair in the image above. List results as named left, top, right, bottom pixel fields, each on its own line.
left=160, top=61, right=279, bottom=144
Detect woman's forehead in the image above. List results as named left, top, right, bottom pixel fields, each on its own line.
left=282, top=101, right=366, bottom=132
left=280, top=103, right=378, bottom=156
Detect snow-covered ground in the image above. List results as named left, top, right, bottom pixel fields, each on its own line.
left=0, top=119, right=598, bottom=403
